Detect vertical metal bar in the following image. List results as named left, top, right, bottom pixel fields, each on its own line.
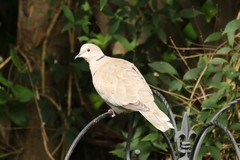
left=126, top=114, right=134, bottom=160
left=160, top=131, right=177, bottom=160
left=134, top=149, right=140, bottom=160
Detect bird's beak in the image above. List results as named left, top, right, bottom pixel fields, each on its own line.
left=74, top=51, right=83, bottom=60
left=74, top=53, right=81, bottom=60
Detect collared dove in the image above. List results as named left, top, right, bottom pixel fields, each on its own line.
left=75, top=43, right=173, bottom=132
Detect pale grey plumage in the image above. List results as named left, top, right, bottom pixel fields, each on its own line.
left=75, top=43, right=173, bottom=132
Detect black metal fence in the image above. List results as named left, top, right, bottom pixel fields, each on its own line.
left=65, top=89, right=240, bottom=160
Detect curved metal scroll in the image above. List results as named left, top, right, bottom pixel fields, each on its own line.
left=190, top=98, right=240, bottom=160
left=64, top=110, right=114, bottom=160
left=152, top=89, right=178, bottom=159
left=65, top=89, right=240, bottom=160
left=153, top=89, right=240, bottom=160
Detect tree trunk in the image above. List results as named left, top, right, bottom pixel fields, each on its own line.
left=15, top=0, right=68, bottom=159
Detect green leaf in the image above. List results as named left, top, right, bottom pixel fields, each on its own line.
left=202, top=88, right=225, bottom=109
left=198, top=110, right=211, bottom=122
left=144, top=73, right=158, bottom=86
left=89, top=39, right=102, bottom=46
left=110, top=19, right=120, bottom=33
left=78, top=36, right=90, bottom=42
left=209, top=146, right=221, bottom=160
left=210, top=57, right=228, bottom=65
left=39, top=99, right=57, bottom=123
left=223, top=64, right=240, bottom=80
left=12, top=85, right=33, bottom=103
left=230, top=53, right=239, bottom=64
left=169, top=80, right=183, bottom=91
left=109, top=141, right=126, bottom=158
left=75, top=19, right=90, bottom=34
left=148, top=61, right=178, bottom=76
left=214, top=141, right=222, bottom=150
left=113, top=35, right=132, bottom=51
left=201, top=0, right=217, bottom=22
left=153, top=142, right=168, bottom=151
left=208, top=72, right=223, bottom=85
left=65, top=128, right=78, bottom=147
left=217, top=112, right=228, bottom=127
left=62, top=5, right=74, bottom=22
left=157, top=29, right=167, bottom=44
left=102, top=35, right=112, bottom=46
left=234, top=44, right=240, bottom=51
left=197, top=56, right=208, bottom=68
left=162, top=52, right=177, bottom=61
left=93, top=34, right=112, bottom=49
left=205, top=65, right=221, bottom=75
left=217, top=47, right=232, bottom=54
left=8, top=106, right=28, bottom=126
left=10, top=47, right=22, bottom=68
left=227, top=32, right=235, bottom=47
left=54, top=127, right=65, bottom=138
left=183, top=23, right=197, bottom=40
left=183, top=68, right=202, bottom=80
left=100, top=0, right=108, bottom=11
left=223, top=20, right=240, bottom=34
left=198, top=145, right=209, bottom=159
left=75, top=20, right=83, bottom=26
left=204, top=32, right=223, bottom=43
left=0, top=89, right=9, bottom=104
left=142, top=133, right=158, bottom=141
left=230, top=123, right=240, bottom=130
left=178, top=8, right=202, bottom=18
left=61, top=22, right=74, bottom=33
left=0, top=74, right=12, bottom=87
left=132, top=126, right=144, bottom=139
left=215, top=82, right=231, bottom=91
left=221, top=20, right=240, bottom=46
left=89, top=93, right=104, bottom=110
left=0, top=107, right=8, bottom=121
left=81, top=1, right=90, bottom=11
left=109, top=148, right=125, bottom=158
left=211, top=88, right=226, bottom=102
left=130, top=37, right=137, bottom=50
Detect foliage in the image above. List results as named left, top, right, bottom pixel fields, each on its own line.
left=0, top=0, right=239, bottom=159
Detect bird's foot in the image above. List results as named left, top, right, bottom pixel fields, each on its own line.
left=108, top=109, right=116, bottom=117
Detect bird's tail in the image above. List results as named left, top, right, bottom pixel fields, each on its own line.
left=139, top=102, right=174, bottom=132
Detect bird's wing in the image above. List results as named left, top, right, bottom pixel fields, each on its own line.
left=92, top=57, right=153, bottom=112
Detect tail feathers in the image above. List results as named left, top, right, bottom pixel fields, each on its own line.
left=139, top=102, right=174, bottom=132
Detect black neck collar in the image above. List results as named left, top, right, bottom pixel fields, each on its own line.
left=96, top=55, right=105, bottom=61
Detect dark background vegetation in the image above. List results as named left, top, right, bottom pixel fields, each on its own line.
left=0, top=0, right=240, bottom=159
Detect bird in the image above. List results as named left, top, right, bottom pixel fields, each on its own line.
left=75, top=43, right=174, bottom=132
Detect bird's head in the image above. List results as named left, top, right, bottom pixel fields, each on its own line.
left=75, top=43, right=105, bottom=63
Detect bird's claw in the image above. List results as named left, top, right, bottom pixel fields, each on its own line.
left=108, top=109, right=116, bottom=117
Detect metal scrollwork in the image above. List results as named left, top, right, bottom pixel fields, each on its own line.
left=64, top=89, right=240, bottom=160
left=153, top=89, right=240, bottom=160
left=174, top=113, right=196, bottom=160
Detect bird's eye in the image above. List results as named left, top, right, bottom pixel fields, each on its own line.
left=87, top=49, right=90, bottom=52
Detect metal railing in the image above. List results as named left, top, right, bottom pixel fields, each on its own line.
left=65, top=89, right=240, bottom=160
